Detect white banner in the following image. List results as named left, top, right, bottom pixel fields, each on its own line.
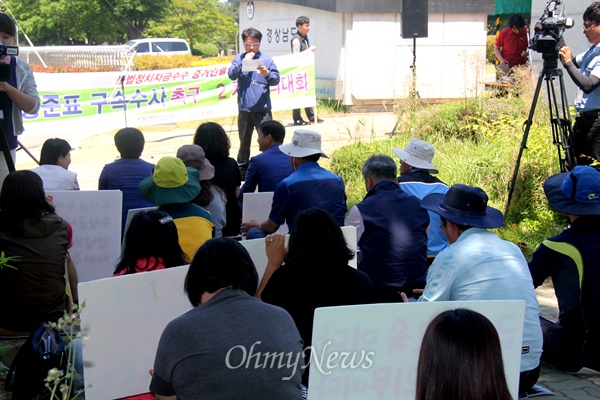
left=23, top=51, right=316, bottom=139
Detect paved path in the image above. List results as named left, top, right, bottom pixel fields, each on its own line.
left=5, top=112, right=600, bottom=398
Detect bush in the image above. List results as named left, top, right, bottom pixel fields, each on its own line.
left=486, top=35, right=497, bottom=65
left=197, top=43, right=219, bottom=57
left=133, top=54, right=195, bottom=70
left=30, top=65, right=119, bottom=73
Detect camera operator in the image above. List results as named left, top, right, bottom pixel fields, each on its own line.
left=559, top=2, right=600, bottom=167
left=0, top=13, right=40, bottom=185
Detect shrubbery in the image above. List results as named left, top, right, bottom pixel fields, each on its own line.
left=330, top=72, right=564, bottom=260
left=29, top=54, right=235, bottom=72
left=133, top=54, right=196, bottom=70
left=196, top=43, right=219, bottom=57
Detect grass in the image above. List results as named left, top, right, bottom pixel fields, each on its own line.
left=330, top=68, right=566, bottom=260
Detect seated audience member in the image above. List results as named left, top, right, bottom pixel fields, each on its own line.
left=259, top=208, right=378, bottom=386
left=239, top=120, right=294, bottom=197
left=0, top=171, right=72, bottom=335
left=416, top=308, right=511, bottom=400
left=418, top=184, right=543, bottom=396
left=31, top=138, right=79, bottom=190
left=394, top=139, right=449, bottom=262
left=242, top=130, right=347, bottom=239
left=98, top=127, right=155, bottom=237
left=345, top=155, right=429, bottom=301
left=193, top=122, right=242, bottom=237
left=150, top=237, right=304, bottom=399
left=114, top=209, right=188, bottom=275
left=529, top=166, right=600, bottom=372
left=139, top=157, right=213, bottom=260
left=177, top=144, right=227, bottom=237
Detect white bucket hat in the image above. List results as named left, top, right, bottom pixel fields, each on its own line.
left=279, top=130, right=329, bottom=158
left=392, top=138, right=438, bottom=174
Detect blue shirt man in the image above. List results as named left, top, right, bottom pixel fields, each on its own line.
left=419, top=184, right=543, bottom=397
left=394, top=139, right=449, bottom=261
left=239, top=120, right=293, bottom=198
left=242, top=130, right=347, bottom=239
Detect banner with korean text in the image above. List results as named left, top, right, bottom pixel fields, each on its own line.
left=23, top=51, right=316, bottom=138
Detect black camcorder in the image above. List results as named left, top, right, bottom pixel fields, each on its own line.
left=0, top=44, right=18, bottom=57
left=530, top=0, right=574, bottom=65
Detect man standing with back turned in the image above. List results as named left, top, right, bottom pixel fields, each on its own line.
left=228, top=27, right=280, bottom=178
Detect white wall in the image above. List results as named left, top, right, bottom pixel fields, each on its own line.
left=238, top=2, right=488, bottom=103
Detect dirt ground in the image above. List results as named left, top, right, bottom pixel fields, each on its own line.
left=14, top=111, right=399, bottom=190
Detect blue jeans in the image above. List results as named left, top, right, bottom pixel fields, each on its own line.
left=246, top=228, right=269, bottom=240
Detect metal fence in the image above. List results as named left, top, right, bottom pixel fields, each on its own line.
left=17, top=45, right=135, bottom=70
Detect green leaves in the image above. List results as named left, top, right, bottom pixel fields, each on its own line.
left=0, top=251, right=19, bottom=270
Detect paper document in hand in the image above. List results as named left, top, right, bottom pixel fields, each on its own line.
left=242, top=59, right=263, bottom=72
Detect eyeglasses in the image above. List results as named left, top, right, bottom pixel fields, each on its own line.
left=439, top=221, right=447, bottom=231
left=583, top=22, right=596, bottom=31
left=243, top=42, right=260, bottom=47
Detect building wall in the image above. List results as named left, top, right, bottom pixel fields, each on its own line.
left=238, top=1, right=488, bottom=104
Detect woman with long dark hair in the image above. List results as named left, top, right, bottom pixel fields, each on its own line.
left=115, top=209, right=188, bottom=275
left=193, top=122, right=241, bottom=236
left=0, top=170, right=71, bottom=335
left=416, top=308, right=511, bottom=400
left=258, top=208, right=378, bottom=386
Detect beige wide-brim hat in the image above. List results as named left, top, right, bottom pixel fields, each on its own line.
left=393, top=138, right=438, bottom=174
left=176, top=144, right=215, bottom=181
left=279, top=130, right=329, bottom=158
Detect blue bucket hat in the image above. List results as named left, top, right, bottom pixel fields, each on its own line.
left=421, top=184, right=504, bottom=229
left=544, top=166, right=600, bottom=216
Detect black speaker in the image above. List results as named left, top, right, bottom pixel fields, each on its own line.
left=401, top=0, right=428, bottom=38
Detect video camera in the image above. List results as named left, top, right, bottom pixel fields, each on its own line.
left=530, top=0, right=574, bottom=65
left=0, top=44, right=18, bottom=57
left=0, top=45, right=18, bottom=82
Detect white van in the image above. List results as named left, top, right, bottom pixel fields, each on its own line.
left=126, top=38, right=191, bottom=56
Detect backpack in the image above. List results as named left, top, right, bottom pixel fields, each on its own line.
left=5, top=322, right=67, bottom=400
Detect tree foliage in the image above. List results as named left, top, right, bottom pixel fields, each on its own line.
left=146, top=0, right=237, bottom=52
left=2, top=0, right=171, bottom=45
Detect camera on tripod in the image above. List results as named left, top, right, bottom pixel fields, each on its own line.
left=530, top=0, right=574, bottom=63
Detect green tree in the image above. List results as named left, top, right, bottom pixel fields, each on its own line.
left=3, top=0, right=170, bottom=45
left=106, top=0, right=171, bottom=40
left=146, top=0, right=237, bottom=52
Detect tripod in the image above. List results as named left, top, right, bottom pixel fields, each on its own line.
left=504, top=54, right=577, bottom=216
left=391, top=38, right=421, bottom=136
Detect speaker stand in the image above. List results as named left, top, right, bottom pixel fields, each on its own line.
left=391, top=37, right=422, bottom=137
left=410, top=38, right=420, bottom=100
